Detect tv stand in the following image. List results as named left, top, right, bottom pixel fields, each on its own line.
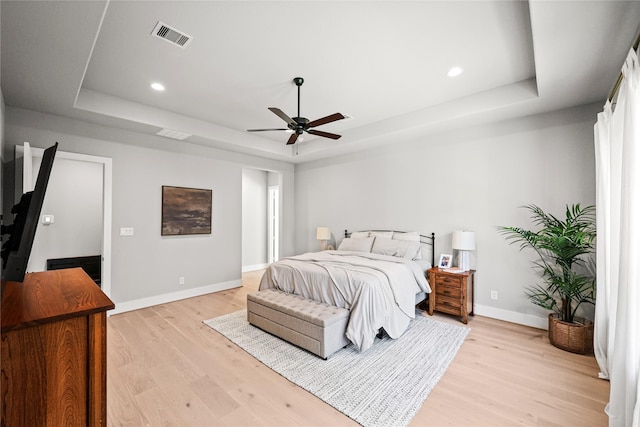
left=1, top=268, right=115, bottom=426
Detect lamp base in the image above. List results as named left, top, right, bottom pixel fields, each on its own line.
left=457, top=251, right=470, bottom=271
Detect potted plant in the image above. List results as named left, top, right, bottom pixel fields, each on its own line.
left=499, top=204, right=596, bottom=354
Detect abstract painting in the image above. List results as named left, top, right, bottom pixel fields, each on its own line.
left=161, top=186, right=212, bottom=235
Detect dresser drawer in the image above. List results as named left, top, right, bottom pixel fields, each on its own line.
left=435, top=295, right=462, bottom=314
left=435, top=284, right=461, bottom=298
left=434, top=274, right=462, bottom=287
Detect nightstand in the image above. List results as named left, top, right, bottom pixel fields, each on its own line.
left=427, top=267, right=475, bottom=324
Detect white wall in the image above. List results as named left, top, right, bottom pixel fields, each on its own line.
left=4, top=107, right=295, bottom=312
left=268, top=171, right=279, bottom=186
left=242, top=168, right=268, bottom=270
left=28, top=156, right=103, bottom=272
left=3, top=102, right=599, bottom=326
left=294, top=103, right=599, bottom=328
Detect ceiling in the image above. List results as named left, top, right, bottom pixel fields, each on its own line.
left=2, top=1, right=640, bottom=164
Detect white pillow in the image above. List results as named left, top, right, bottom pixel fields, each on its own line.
left=338, top=237, right=375, bottom=252
left=350, top=231, right=370, bottom=238
left=371, top=237, right=421, bottom=260
left=393, top=232, right=421, bottom=259
left=370, top=231, right=394, bottom=239
left=392, top=231, right=420, bottom=242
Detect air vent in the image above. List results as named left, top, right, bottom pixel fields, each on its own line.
left=151, top=21, right=192, bottom=48
left=156, top=128, right=192, bottom=140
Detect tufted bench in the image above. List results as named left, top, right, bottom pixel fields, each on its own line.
left=247, top=289, right=351, bottom=359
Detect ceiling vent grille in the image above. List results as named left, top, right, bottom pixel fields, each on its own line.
left=156, top=128, right=192, bottom=140
left=151, top=21, right=192, bottom=48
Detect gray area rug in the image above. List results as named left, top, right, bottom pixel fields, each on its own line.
left=203, top=310, right=469, bottom=427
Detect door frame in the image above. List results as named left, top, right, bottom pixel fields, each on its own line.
left=23, top=143, right=113, bottom=297
left=268, top=185, right=279, bottom=264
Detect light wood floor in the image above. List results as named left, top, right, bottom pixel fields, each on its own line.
left=107, top=270, right=609, bottom=426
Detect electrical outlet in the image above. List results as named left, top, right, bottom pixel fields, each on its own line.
left=179, top=277, right=185, bottom=285
left=491, top=290, right=498, bottom=300
left=120, top=227, right=134, bottom=236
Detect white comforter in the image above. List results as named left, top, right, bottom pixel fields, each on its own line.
left=258, top=251, right=431, bottom=351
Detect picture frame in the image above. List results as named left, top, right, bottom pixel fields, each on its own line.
left=438, top=253, right=453, bottom=269
left=161, top=185, right=212, bottom=236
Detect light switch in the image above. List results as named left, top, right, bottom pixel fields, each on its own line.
left=42, top=214, right=54, bottom=225
left=120, top=227, right=134, bottom=236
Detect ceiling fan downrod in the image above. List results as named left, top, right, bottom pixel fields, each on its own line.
left=294, top=77, right=304, bottom=119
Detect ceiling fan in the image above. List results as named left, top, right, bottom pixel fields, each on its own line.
left=247, top=77, right=345, bottom=145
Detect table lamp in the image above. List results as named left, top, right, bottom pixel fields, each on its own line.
left=316, top=227, right=332, bottom=250
left=452, top=230, right=476, bottom=271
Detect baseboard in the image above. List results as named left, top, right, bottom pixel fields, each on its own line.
left=474, top=304, right=548, bottom=330
left=242, top=263, right=269, bottom=273
left=109, top=279, right=242, bottom=315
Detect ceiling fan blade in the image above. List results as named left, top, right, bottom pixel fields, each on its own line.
left=307, top=112, right=345, bottom=128
left=247, top=128, right=289, bottom=132
left=268, top=107, right=296, bottom=126
left=307, top=129, right=342, bottom=140
left=286, top=133, right=299, bottom=145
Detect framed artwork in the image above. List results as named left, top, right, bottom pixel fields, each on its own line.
left=161, top=186, right=212, bottom=236
left=438, top=253, right=453, bottom=269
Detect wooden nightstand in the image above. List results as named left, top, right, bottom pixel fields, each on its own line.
left=427, top=267, right=475, bottom=324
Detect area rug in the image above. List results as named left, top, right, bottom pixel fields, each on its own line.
left=203, top=310, right=469, bottom=427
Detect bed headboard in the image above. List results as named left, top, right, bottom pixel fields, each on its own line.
left=344, top=229, right=436, bottom=267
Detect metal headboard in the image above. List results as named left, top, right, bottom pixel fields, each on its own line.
left=344, top=229, right=436, bottom=267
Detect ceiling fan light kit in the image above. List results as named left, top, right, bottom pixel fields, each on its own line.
left=248, top=77, right=345, bottom=145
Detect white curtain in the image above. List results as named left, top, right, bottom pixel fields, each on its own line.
left=594, top=47, right=640, bottom=427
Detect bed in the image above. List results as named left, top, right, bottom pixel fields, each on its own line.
left=258, top=230, right=435, bottom=351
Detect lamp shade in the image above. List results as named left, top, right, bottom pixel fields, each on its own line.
left=452, top=231, right=476, bottom=251
left=316, top=227, right=331, bottom=240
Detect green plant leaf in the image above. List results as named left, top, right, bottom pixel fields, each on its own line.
left=498, top=203, right=596, bottom=322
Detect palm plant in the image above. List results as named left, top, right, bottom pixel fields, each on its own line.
left=499, top=204, right=596, bottom=323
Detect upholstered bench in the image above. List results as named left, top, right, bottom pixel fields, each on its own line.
left=247, top=289, right=351, bottom=359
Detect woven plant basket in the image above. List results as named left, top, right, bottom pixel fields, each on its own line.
left=548, top=313, right=594, bottom=354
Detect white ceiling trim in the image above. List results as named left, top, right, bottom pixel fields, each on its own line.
left=296, top=78, right=540, bottom=160
left=74, top=88, right=289, bottom=156
left=73, top=0, right=110, bottom=113
left=3, top=1, right=639, bottom=164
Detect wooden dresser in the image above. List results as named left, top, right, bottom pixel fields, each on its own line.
left=1, top=268, right=115, bottom=426
left=427, top=267, right=475, bottom=324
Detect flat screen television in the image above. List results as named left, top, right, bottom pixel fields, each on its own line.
left=1, top=142, right=58, bottom=283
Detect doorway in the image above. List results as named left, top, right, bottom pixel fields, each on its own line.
left=21, top=143, right=113, bottom=296
left=241, top=169, right=281, bottom=272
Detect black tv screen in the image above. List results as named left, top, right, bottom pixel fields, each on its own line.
left=1, top=142, right=58, bottom=282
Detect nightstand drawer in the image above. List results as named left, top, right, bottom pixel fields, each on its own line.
left=435, top=296, right=462, bottom=314
left=434, top=275, right=463, bottom=287
left=435, top=284, right=461, bottom=298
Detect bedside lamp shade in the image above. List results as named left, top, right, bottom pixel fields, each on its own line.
left=452, top=231, right=476, bottom=271
left=316, top=227, right=331, bottom=241
left=316, top=227, right=331, bottom=250
left=452, top=231, right=476, bottom=251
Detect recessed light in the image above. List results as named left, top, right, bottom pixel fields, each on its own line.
left=447, top=67, right=463, bottom=78
left=151, top=82, right=165, bottom=91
